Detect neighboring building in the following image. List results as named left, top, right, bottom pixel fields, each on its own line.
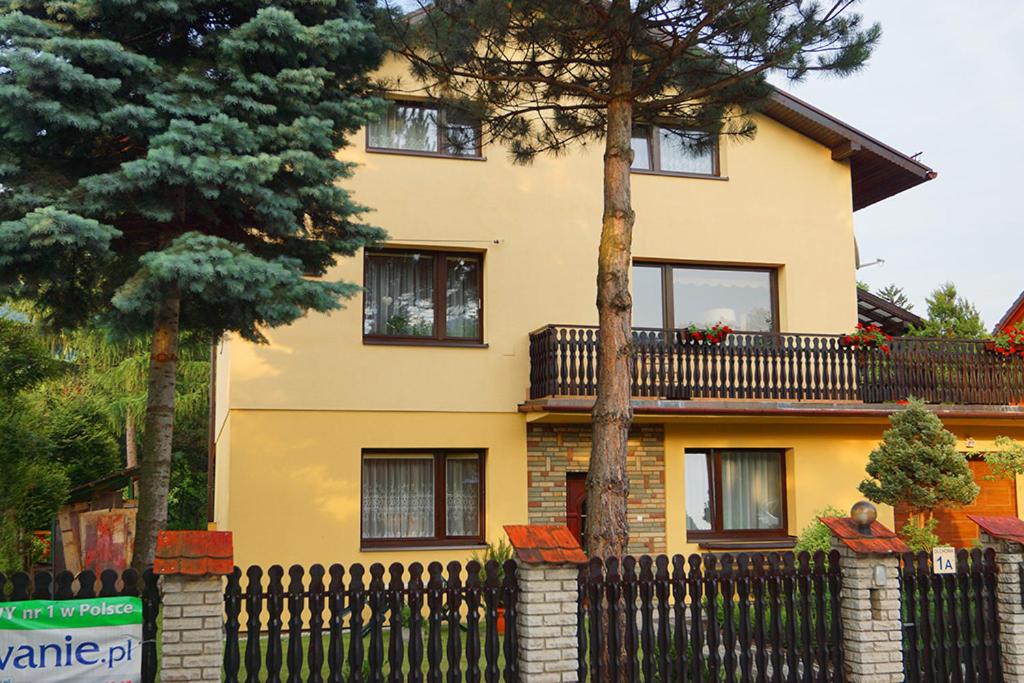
left=996, top=290, right=1024, bottom=334
left=212, top=59, right=1024, bottom=568
left=857, top=288, right=921, bottom=336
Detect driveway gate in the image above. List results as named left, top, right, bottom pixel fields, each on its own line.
left=899, top=549, right=1002, bottom=681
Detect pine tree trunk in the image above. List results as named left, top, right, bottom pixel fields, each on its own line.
left=125, top=410, right=138, bottom=469
left=131, top=288, right=181, bottom=571
left=585, top=52, right=634, bottom=564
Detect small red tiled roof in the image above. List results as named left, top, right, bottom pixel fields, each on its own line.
left=967, top=515, right=1024, bottom=545
left=820, top=517, right=909, bottom=555
left=154, top=530, right=234, bottom=576
left=503, top=525, right=588, bottom=565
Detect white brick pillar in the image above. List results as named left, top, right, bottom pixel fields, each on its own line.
left=154, top=530, right=234, bottom=682
left=833, top=543, right=905, bottom=682
left=972, top=516, right=1024, bottom=681
left=160, top=574, right=226, bottom=681
left=503, top=524, right=587, bottom=683
left=516, top=561, right=580, bottom=682
left=821, top=513, right=908, bottom=683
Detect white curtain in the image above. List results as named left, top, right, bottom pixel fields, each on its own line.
left=362, top=457, right=434, bottom=539
left=445, top=257, right=481, bottom=338
left=368, top=103, right=438, bottom=152
left=658, top=128, right=715, bottom=175
left=721, top=450, right=782, bottom=530
left=363, top=252, right=435, bottom=336
left=446, top=455, right=481, bottom=536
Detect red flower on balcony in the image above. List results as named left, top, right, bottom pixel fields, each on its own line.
left=842, top=322, right=891, bottom=354
left=992, top=323, right=1024, bottom=358
left=685, top=322, right=733, bottom=345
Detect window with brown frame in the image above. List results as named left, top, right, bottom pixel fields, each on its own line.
left=631, top=125, right=719, bottom=177
left=685, top=449, right=788, bottom=541
left=361, top=450, right=485, bottom=548
left=363, top=248, right=483, bottom=344
left=367, top=100, right=482, bottom=158
left=632, top=262, right=778, bottom=333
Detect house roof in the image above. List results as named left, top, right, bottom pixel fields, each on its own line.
left=995, top=290, right=1024, bottom=333
left=764, top=90, right=936, bottom=210
left=857, top=288, right=922, bottom=336
left=66, top=466, right=140, bottom=504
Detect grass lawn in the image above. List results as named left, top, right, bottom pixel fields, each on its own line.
left=229, top=626, right=509, bottom=680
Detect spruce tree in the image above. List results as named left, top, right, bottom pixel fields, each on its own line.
left=910, top=283, right=987, bottom=339
left=859, top=398, right=978, bottom=542
left=876, top=283, right=913, bottom=311
left=382, top=0, right=879, bottom=557
left=0, top=0, right=385, bottom=569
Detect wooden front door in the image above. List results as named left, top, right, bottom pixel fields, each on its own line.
left=566, top=473, right=588, bottom=551
left=896, top=458, right=1018, bottom=548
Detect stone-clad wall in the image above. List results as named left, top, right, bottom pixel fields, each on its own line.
left=526, top=423, right=665, bottom=554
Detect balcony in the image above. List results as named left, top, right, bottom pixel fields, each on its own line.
left=528, top=326, right=1024, bottom=407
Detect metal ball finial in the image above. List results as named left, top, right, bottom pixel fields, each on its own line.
left=850, top=500, right=877, bottom=535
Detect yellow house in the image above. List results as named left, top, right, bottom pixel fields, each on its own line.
left=212, top=61, right=1024, bottom=570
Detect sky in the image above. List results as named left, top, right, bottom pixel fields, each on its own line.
left=780, top=0, right=1024, bottom=328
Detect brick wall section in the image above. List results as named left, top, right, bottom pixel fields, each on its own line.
left=832, top=543, right=904, bottom=682
left=526, top=424, right=665, bottom=554
left=516, top=561, right=580, bottom=682
left=979, top=531, right=1024, bottom=681
left=160, top=575, right=225, bottom=682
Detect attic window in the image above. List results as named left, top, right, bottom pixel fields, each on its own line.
left=631, top=125, right=718, bottom=177
left=367, top=101, right=482, bottom=159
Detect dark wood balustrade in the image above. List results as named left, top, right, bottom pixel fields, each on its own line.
left=528, top=325, right=1024, bottom=405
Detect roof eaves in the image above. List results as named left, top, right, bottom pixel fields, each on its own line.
left=995, top=290, right=1024, bottom=333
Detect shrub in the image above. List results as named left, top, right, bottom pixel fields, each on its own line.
left=794, top=505, right=846, bottom=554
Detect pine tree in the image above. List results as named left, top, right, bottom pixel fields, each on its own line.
left=909, top=283, right=987, bottom=339
left=382, top=0, right=879, bottom=557
left=859, top=398, right=978, bottom=544
left=876, top=283, right=913, bottom=311
left=0, top=0, right=385, bottom=569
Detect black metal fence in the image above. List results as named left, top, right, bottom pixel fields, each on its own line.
left=578, top=551, right=844, bottom=682
left=0, top=568, right=160, bottom=683
left=899, top=549, right=1003, bottom=682
left=224, top=560, right=519, bottom=682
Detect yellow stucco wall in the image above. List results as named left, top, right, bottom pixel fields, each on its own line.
left=218, top=410, right=529, bottom=569
left=222, top=99, right=856, bottom=414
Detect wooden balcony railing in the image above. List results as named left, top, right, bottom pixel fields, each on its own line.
left=528, top=325, right=1024, bottom=405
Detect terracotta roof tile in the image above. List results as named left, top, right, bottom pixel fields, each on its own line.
left=154, top=530, right=234, bottom=576
left=819, top=517, right=909, bottom=555
left=967, top=515, right=1024, bottom=545
left=504, top=524, right=587, bottom=565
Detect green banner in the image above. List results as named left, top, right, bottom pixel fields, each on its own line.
left=0, top=597, right=144, bottom=681
left=0, top=597, right=142, bottom=631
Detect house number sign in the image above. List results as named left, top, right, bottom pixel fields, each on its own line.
left=932, top=545, right=956, bottom=574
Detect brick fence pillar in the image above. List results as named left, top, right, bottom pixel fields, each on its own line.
left=505, top=524, right=587, bottom=682
left=154, top=530, right=234, bottom=682
left=821, top=510, right=908, bottom=683
left=970, top=515, right=1024, bottom=681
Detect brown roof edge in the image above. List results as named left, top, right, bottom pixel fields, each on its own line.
left=767, top=89, right=935, bottom=177
left=995, top=290, right=1024, bottom=333
left=520, top=400, right=1024, bottom=420
left=764, top=89, right=936, bottom=210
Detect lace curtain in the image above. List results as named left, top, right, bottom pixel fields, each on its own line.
left=445, top=257, right=480, bottom=339
left=362, top=457, right=434, bottom=539
left=368, top=103, right=438, bottom=152
left=721, top=450, right=783, bottom=530
left=445, top=455, right=481, bottom=536
left=364, top=253, right=435, bottom=337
